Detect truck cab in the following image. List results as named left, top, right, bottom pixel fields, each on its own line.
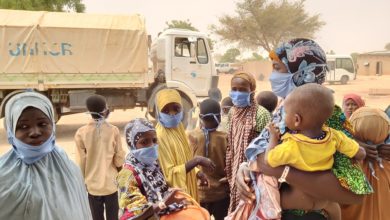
left=326, top=55, right=356, bottom=84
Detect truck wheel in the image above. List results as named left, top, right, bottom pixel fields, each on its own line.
left=340, top=76, right=349, bottom=85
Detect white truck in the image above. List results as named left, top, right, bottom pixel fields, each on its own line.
left=326, top=55, right=356, bottom=84
left=0, top=9, right=219, bottom=124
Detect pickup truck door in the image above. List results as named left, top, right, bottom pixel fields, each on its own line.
left=171, top=37, right=211, bottom=96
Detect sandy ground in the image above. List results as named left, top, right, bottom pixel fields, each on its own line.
left=1, top=74, right=390, bottom=159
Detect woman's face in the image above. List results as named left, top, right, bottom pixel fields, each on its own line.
left=132, top=130, right=158, bottom=149
left=231, top=77, right=251, bottom=93
left=343, top=99, right=359, bottom=117
left=15, top=107, right=53, bottom=146
left=272, top=60, right=289, bottom=74
left=161, top=102, right=182, bottom=115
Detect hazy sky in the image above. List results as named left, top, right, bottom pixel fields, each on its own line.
left=83, top=0, right=390, bottom=55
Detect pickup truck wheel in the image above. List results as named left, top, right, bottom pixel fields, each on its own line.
left=340, top=76, right=349, bottom=85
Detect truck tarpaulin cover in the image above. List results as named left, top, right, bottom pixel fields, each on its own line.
left=0, top=9, right=148, bottom=74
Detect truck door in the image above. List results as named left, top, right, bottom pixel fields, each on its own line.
left=171, top=37, right=211, bottom=96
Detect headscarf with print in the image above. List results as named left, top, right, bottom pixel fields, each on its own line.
left=269, top=38, right=328, bottom=86
left=124, top=118, right=170, bottom=203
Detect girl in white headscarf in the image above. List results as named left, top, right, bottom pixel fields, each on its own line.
left=0, top=91, right=92, bottom=220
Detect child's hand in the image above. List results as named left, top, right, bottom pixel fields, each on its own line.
left=267, top=122, right=281, bottom=141
left=195, top=156, right=216, bottom=172
left=196, top=171, right=209, bottom=187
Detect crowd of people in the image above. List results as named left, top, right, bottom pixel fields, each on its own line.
left=0, top=38, right=389, bottom=220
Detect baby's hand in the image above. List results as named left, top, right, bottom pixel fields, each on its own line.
left=267, top=122, right=281, bottom=140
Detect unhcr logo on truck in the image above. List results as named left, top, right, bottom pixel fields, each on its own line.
left=8, top=42, right=73, bottom=57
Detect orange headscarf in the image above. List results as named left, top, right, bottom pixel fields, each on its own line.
left=231, top=72, right=256, bottom=92
left=343, top=93, right=365, bottom=108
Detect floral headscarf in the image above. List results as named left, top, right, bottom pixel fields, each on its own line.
left=124, top=118, right=155, bottom=151
left=269, top=38, right=328, bottom=86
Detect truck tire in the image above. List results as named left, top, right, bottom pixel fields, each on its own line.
left=340, top=75, right=349, bottom=85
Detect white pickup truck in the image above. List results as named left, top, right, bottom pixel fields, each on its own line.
left=0, top=9, right=219, bottom=124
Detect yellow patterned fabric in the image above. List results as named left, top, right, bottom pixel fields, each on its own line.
left=117, top=168, right=151, bottom=219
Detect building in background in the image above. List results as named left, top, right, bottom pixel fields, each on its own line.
left=356, top=51, right=390, bottom=76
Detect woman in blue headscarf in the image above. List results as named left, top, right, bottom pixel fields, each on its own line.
left=0, top=91, right=92, bottom=220
left=236, top=39, right=371, bottom=219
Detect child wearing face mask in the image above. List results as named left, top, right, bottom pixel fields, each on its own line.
left=187, top=99, right=230, bottom=220
left=155, top=89, right=216, bottom=202
left=74, top=95, right=126, bottom=220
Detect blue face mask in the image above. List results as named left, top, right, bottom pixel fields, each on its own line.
left=229, top=91, right=251, bottom=107
left=278, top=108, right=287, bottom=134
left=9, top=133, right=56, bottom=165
left=132, top=144, right=158, bottom=165
left=158, top=111, right=183, bottom=128
left=269, top=71, right=296, bottom=98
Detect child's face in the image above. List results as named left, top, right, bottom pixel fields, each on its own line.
left=161, top=102, right=182, bottom=115
left=133, top=130, right=158, bottom=149
left=200, top=116, right=220, bottom=130
left=15, top=107, right=53, bottom=146
left=283, top=100, right=300, bottom=131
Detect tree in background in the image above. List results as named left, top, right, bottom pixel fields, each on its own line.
left=385, top=42, right=390, bottom=51
left=220, top=48, right=241, bottom=63
left=165, top=19, right=199, bottom=31
left=0, top=0, right=85, bottom=12
left=212, top=0, right=324, bottom=52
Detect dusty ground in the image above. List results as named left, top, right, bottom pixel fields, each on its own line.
left=1, top=74, right=389, bottom=159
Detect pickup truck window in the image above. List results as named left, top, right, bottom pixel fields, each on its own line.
left=196, top=38, right=208, bottom=64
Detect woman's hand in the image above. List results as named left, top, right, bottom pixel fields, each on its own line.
left=378, top=143, right=390, bottom=161
left=194, top=156, right=216, bottom=172
left=196, top=171, right=209, bottom=186
left=358, top=142, right=379, bottom=162
left=235, top=162, right=255, bottom=203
